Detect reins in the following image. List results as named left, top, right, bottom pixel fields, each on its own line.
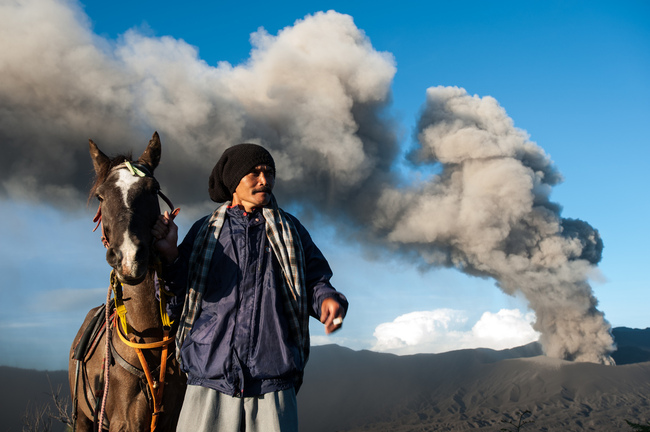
left=85, top=160, right=180, bottom=432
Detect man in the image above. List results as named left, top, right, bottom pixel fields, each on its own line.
left=153, top=143, right=348, bottom=432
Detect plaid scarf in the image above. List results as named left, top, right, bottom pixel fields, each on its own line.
left=175, top=197, right=309, bottom=369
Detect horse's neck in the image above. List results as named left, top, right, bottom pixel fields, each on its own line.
left=120, top=270, right=164, bottom=341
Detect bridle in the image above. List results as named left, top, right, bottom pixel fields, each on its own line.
left=92, top=161, right=179, bottom=248
left=88, top=160, right=179, bottom=432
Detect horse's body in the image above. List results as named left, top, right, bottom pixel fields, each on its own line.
left=69, top=133, right=185, bottom=432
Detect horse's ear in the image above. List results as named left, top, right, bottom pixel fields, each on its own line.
left=89, top=139, right=110, bottom=175
left=138, top=131, right=161, bottom=172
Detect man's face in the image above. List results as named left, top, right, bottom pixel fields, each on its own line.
left=232, top=165, right=275, bottom=211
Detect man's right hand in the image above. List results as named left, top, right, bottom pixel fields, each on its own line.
left=152, top=210, right=179, bottom=264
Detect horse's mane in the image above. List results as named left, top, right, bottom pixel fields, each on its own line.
left=88, top=153, right=133, bottom=203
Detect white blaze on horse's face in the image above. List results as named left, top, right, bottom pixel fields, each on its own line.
left=115, top=168, right=141, bottom=207
left=109, top=167, right=152, bottom=281
left=119, top=229, right=140, bottom=280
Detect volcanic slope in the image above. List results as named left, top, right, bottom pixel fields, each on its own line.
left=299, top=338, right=650, bottom=431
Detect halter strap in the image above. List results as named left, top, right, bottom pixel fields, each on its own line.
left=124, top=160, right=148, bottom=177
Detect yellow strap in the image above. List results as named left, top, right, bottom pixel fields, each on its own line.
left=110, top=270, right=130, bottom=335
left=159, top=288, right=173, bottom=328
left=111, top=266, right=174, bottom=334
left=116, top=320, right=175, bottom=349
left=153, top=260, right=174, bottom=329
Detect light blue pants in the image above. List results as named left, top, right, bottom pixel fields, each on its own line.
left=176, top=385, right=298, bottom=432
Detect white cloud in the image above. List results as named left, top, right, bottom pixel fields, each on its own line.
left=372, top=308, right=540, bottom=355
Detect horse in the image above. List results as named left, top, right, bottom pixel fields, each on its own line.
left=69, top=132, right=186, bottom=431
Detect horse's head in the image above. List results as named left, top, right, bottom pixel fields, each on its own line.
left=89, top=132, right=164, bottom=284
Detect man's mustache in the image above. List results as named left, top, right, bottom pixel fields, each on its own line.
left=253, top=187, right=272, bottom=194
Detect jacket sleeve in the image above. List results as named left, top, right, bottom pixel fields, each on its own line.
left=288, top=214, right=349, bottom=319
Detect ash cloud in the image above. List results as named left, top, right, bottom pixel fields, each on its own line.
left=390, top=87, right=612, bottom=363
left=1, top=0, right=614, bottom=363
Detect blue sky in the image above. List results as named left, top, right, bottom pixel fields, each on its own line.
left=0, top=0, right=648, bottom=370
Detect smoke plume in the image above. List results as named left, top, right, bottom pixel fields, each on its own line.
left=1, top=0, right=614, bottom=363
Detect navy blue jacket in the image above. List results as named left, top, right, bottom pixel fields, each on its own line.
left=165, top=206, right=347, bottom=397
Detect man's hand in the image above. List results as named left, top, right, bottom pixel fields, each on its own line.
left=152, top=210, right=179, bottom=264
left=320, top=297, right=346, bottom=334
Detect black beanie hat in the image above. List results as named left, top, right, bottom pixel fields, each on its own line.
left=208, top=143, right=275, bottom=203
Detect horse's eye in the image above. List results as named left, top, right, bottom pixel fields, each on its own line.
left=96, top=195, right=104, bottom=202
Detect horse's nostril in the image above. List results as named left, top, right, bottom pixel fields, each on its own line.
left=106, top=247, right=122, bottom=267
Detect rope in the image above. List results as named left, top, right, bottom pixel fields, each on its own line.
left=98, top=284, right=112, bottom=431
